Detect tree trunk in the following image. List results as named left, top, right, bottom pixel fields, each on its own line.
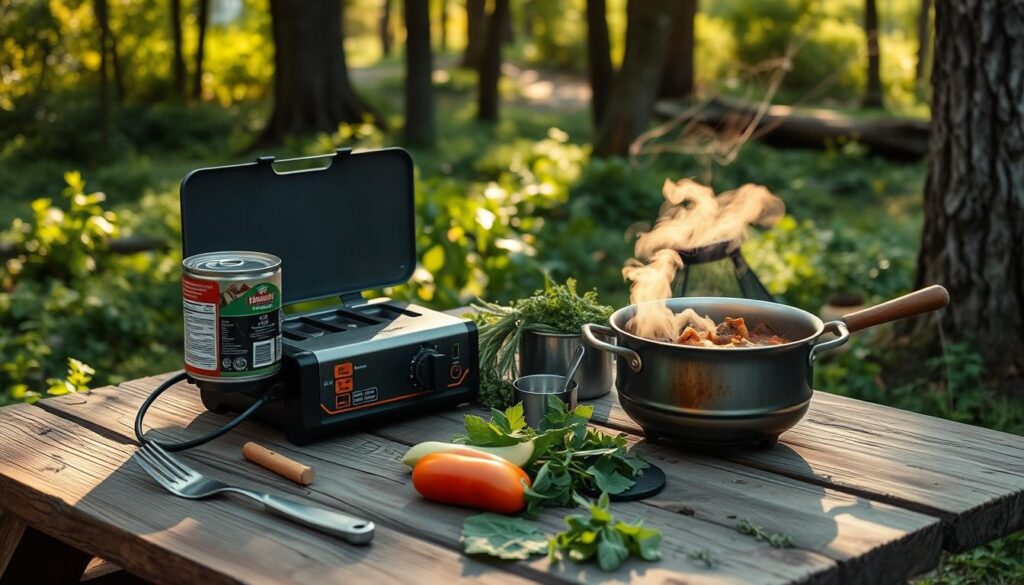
left=586, top=0, right=614, bottom=129
left=108, top=25, right=124, bottom=102
left=192, top=0, right=210, bottom=101
left=658, top=0, right=697, bottom=99
left=403, top=0, right=435, bottom=146
left=259, top=0, right=379, bottom=145
left=93, top=0, right=110, bottom=148
left=380, top=0, right=392, bottom=57
left=476, top=0, right=509, bottom=122
left=170, top=0, right=186, bottom=98
left=593, top=0, right=676, bottom=157
left=863, top=0, right=883, bottom=108
left=461, top=0, right=486, bottom=68
left=438, top=0, right=448, bottom=51
left=916, top=0, right=1024, bottom=381
left=915, top=0, right=932, bottom=81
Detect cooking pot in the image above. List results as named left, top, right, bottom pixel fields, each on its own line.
left=582, top=285, right=948, bottom=447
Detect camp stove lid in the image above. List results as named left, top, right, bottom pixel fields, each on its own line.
left=179, top=148, right=415, bottom=305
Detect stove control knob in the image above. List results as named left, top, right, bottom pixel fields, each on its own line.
left=411, top=347, right=447, bottom=391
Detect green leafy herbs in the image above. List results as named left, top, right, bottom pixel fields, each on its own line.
left=688, top=548, right=716, bottom=568
left=470, top=278, right=613, bottom=409
left=736, top=518, right=795, bottom=549
left=461, top=514, right=548, bottom=560
left=454, top=398, right=648, bottom=516
left=548, top=493, right=662, bottom=572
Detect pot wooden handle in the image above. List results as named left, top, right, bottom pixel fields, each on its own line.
left=842, top=285, right=949, bottom=332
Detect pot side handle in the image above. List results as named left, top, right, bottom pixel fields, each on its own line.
left=841, top=284, right=949, bottom=332
left=582, top=324, right=643, bottom=373
left=809, top=321, right=851, bottom=366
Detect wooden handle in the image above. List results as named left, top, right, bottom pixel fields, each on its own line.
left=842, top=285, right=949, bottom=332
left=242, top=442, right=315, bottom=486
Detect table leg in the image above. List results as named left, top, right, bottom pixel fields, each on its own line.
left=0, top=510, right=93, bottom=584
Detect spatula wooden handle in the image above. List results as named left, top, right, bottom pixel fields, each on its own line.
left=842, top=285, right=949, bottom=332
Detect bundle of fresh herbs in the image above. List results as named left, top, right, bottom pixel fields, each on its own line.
left=468, top=279, right=613, bottom=409
left=454, top=401, right=662, bottom=572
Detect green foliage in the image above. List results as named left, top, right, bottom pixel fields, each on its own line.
left=919, top=532, right=1024, bottom=585
left=736, top=518, right=795, bottom=549
left=0, top=173, right=181, bottom=403
left=461, top=513, right=549, bottom=560
left=548, top=492, right=662, bottom=572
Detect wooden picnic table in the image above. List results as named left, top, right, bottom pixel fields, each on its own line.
left=0, top=369, right=1022, bottom=584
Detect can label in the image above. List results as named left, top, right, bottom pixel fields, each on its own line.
left=183, top=275, right=282, bottom=379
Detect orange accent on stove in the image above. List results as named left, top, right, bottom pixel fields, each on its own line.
left=321, top=390, right=428, bottom=415
left=447, top=368, right=470, bottom=387
left=335, top=378, right=353, bottom=393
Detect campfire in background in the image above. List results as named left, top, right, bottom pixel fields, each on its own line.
left=622, top=179, right=785, bottom=342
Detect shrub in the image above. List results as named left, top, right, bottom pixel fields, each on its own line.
left=0, top=172, right=181, bottom=403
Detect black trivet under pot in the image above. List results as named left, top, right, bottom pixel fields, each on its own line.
left=580, top=463, right=666, bottom=502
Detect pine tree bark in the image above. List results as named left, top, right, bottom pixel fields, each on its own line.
left=192, top=0, right=210, bottom=101
left=259, top=0, right=379, bottom=145
left=916, top=0, right=1024, bottom=381
left=863, top=0, right=883, bottom=108
left=380, top=0, right=392, bottom=57
left=477, top=0, right=509, bottom=122
left=461, top=0, right=486, bottom=68
left=915, top=0, right=932, bottom=81
left=593, top=0, right=676, bottom=157
left=658, top=0, right=697, bottom=99
left=586, top=0, right=613, bottom=129
left=170, top=0, right=186, bottom=98
left=403, top=0, right=435, bottom=146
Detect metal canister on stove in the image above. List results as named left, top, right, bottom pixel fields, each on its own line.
left=182, top=251, right=283, bottom=391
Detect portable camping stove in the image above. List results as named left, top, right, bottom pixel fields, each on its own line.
left=178, top=148, right=478, bottom=444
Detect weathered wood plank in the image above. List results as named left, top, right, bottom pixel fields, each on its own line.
left=0, top=403, right=539, bottom=585
left=40, top=375, right=841, bottom=585
left=585, top=390, right=1024, bottom=552
left=372, top=407, right=942, bottom=585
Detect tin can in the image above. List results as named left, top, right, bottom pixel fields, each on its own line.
left=182, top=251, right=283, bottom=385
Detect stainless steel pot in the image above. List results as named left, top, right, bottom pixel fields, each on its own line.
left=582, top=286, right=949, bottom=447
left=519, top=330, right=613, bottom=400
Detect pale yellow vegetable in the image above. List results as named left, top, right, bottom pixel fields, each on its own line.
left=400, top=440, right=533, bottom=468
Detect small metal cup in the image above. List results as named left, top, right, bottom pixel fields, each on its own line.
left=518, top=331, right=613, bottom=400
left=513, top=374, right=578, bottom=429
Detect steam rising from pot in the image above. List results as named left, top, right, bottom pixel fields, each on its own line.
left=622, top=179, right=785, bottom=341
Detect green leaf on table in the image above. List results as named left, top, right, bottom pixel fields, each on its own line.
left=461, top=514, right=548, bottom=560
left=597, top=527, right=629, bottom=571
left=587, top=457, right=636, bottom=495
left=503, top=402, right=527, bottom=432
left=549, top=494, right=662, bottom=572
left=455, top=413, right=522, bottom=446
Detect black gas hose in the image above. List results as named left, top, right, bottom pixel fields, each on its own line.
left=133, top=371, right=279, bottom=452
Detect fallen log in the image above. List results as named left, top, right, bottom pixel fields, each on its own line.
left=0, top=235, right=167, bottom=259
left=653, top=97, right=930, bottom=160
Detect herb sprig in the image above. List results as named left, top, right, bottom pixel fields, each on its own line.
left=548, top=493, right=662, bottom=572
left=736, top=518, right=795, bottom=549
